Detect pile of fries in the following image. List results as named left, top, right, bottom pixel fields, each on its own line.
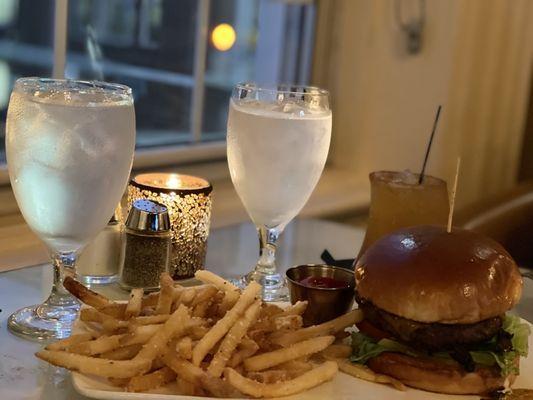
left=36, top=270, right=404, bottom=398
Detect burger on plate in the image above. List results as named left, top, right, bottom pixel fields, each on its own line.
left=353, top=225, right=530, bottom=395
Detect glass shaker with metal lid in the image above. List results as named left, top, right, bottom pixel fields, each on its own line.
left=76, top=207, right=123, bottom=285
left=119, top=199, right=171, bottom=290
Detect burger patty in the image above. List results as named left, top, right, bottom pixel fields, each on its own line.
left=357, top=297, right=502, bottom=351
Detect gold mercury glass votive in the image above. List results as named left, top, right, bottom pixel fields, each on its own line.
left=127, top=173, right=213, bottom=279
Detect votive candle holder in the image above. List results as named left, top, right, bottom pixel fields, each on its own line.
left=127, top=173, right=212, bottom=279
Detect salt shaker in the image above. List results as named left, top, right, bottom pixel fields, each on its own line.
left=119, top=199, right=171, bottom=291
left=76, top=209, right=122, bottom=285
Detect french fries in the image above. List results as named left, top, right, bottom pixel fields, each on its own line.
left=194, top=270, right=240, bottom=311
left=155, top=273, right=174, bottom=315
left=142, top=292, right=159, bottom=308
left=247, top=370, right=291, bottom=383
left=162, top=351, right=205, bottom=386
left=224, top=361, right=338, bottom=398
left=45, top=333, right=95, bottom=351
left=80, top=308, right=128, bottom=332
left=189, top=324, right=210, bottom=340
left=192, top=281, right=261, bottom=366
left=98, top=302, right=127, bottom=319
left=133, top=304, right=190, bottom=363
left=191, top=285, right=218, bottom=307
left=281, top=300, right=308, bottom=316
left=334, top=358, right=407, bottom=391
left=176, top=377, right=200, bottom=396
left=126, top=366, right=176, bottom=392
left=278, top=359, right=313, bottom=375
left=228, top=339, right=260, bottom=368
left=208, top=299, right=261, bottom=377
left=320, top=343, right=353, bottom=359
left=191, top=286, right=219, bottom=318
left=272, top=309, right=363, bottom=347
left=124, top=288, right=143, bottom=319
left=100, top=343, right=142, bottom=360
left=178, top=287, right=197, bottom=306
left=273, top=314, right=303, bottom=330
left=131, top=314, right=170, bottom=326
left=176, top=336, right=193, bottom=360
left=69, top=334, right=125, bottom=356
left=63, top=276, right=112, bottom=309
left=39, top=273, right=389, bottom=398
left=120, top=324, right=161, bottom=346
left=35, top=350, right=150, bottom=378
left=244, top=335, right=335, bottom=371
left=200, top=373, right=243, bottom=398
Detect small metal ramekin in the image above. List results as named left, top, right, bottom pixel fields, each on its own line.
left=286, top=264, right=355, bottom=326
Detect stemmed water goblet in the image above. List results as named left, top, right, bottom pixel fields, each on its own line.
left=226, top=83, right=332, bottom=301
left=6, top=78, right=136, bottom=340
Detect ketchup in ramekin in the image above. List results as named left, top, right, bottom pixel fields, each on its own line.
left=298, top=275, right=351, bottom=290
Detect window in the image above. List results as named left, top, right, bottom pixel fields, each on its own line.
left=0, top=0, right=55, bottom=162
left=0, top=0, right=316, bottom=165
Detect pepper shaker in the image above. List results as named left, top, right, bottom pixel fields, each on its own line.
left=119, top=199, right=171, bottom=291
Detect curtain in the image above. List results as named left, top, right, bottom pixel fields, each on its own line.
left=443, top=0, right=533, bottom=205
left=315, top=0, right=533, bottom=208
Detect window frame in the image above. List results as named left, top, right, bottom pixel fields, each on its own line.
left=0, top=0, right=224, bottom=184
left=0, top=0, right=316, bottom=184
left=59, top=0, right=225, bottom=169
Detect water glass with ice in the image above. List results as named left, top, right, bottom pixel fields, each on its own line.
left=6, top=78, right=136, bottom=340
left=226, top=83, right=332, bottom=301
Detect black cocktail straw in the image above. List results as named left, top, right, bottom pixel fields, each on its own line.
left=418, top=105, right=442, bottom=184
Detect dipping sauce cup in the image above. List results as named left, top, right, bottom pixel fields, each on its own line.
left=286, top=264, right=355, bottom=326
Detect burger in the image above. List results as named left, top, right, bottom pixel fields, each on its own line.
left=353, top=225, right=530, bottom=395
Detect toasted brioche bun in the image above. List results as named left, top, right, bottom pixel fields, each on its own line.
left=355, top=225, right=522, bottom=324
left=367, top=352, right=517, bottom=395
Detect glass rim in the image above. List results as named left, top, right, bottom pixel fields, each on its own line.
left=13, top=77, right=132, bottom=96
left=234, top=82, right=329, bottom=97
left=370, top=170, right=447, bottom=187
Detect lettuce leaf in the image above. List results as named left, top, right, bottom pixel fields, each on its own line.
left=350, top=315, right=530, bottom=377
left=350, top=332, right=390, bottom=364
left=503, top=314, right=530, bottom=357
left=470, top=350, right=518, bottom=376
left=350, top=332, right=420, bottom=364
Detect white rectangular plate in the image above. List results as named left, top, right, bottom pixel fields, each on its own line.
left=71, top=316, right=533, bottom=400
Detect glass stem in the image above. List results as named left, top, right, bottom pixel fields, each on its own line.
left=36, top=252, right=79, bottom=318
left=255, top=226, right=280, bottom=276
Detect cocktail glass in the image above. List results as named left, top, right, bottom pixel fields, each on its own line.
left=227, top=83, right=332, bottom=301
left=356, top=170, right=450, bottom=260
left=6, top=78, right=136, bottom=340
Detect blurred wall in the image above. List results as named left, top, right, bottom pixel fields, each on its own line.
left=314, top=0, right=533, bottom=208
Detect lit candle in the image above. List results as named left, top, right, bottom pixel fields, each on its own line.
left=127, top=173, right=213, bottom=279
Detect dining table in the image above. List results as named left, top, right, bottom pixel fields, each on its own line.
left=0, top=219, right=363, bottom=399
left=1, top=218, right=532, bottom=400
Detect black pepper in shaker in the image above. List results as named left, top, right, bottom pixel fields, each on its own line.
left=120, top=199, right=171, bottom=291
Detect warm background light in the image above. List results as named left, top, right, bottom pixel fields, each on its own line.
left=211, top=23, right=236, bottom=51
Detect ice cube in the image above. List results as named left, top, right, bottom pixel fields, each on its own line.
left=281, top=102, right=307, bottom=117
left=25, top=111, right=84, bottom=170
left=14, top=161, right=73, bottom=237
left=266, top=101, right=309, bottom=117
left=33, top=102, right=113, bottom=164
left=398, top=169, right=419, bottom=185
